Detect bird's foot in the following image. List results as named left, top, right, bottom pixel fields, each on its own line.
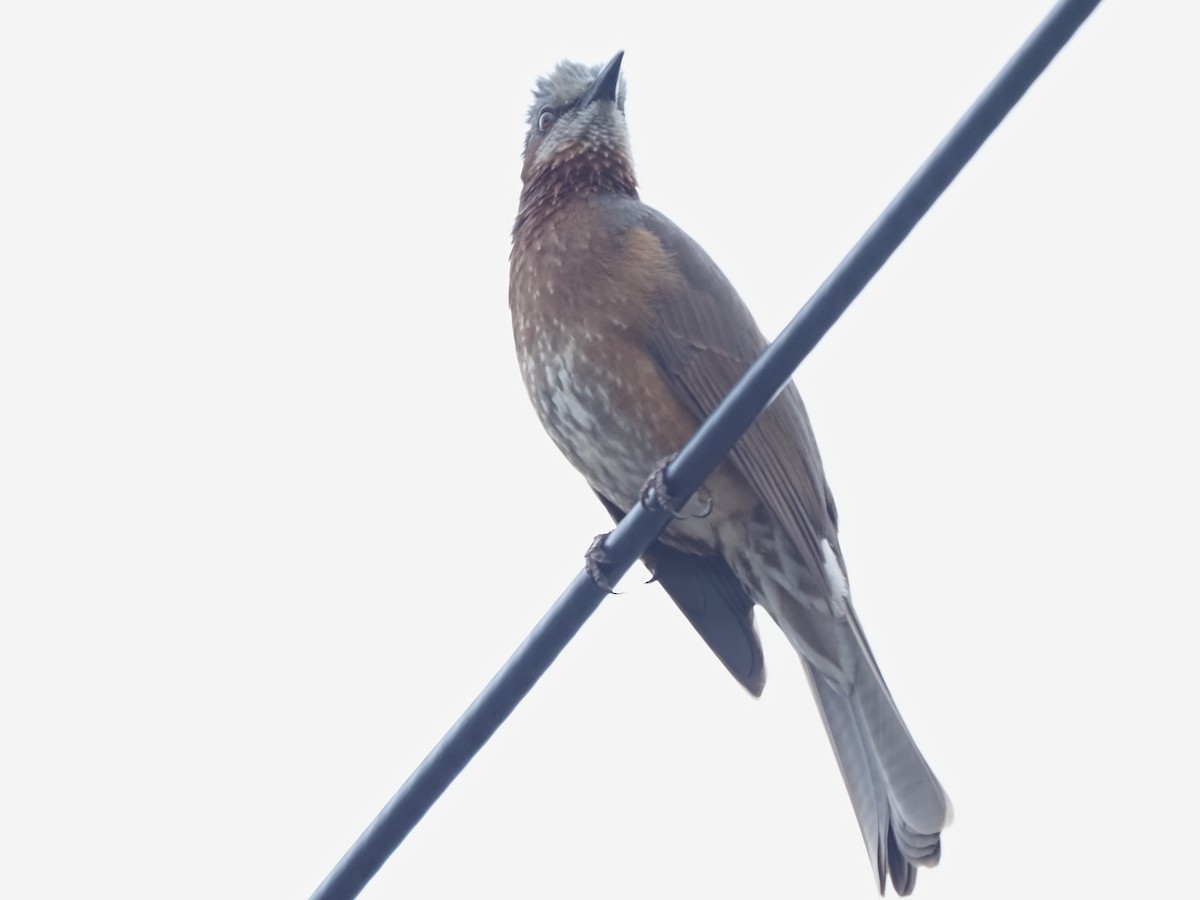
left=639, top=454, right=713, bottom=520
left=585, top=533, right=621, bottom=594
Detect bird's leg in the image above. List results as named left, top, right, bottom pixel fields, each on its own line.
left=585, top=533, right=621, bottom=594
left=639, top=454, right=713, bottom=520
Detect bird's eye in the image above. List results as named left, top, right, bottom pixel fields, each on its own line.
left=538, top=109, right=556, bottom=132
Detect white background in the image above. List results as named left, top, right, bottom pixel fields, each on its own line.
left=3, top=2, right=1197, bottom=897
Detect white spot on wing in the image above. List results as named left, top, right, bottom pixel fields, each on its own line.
left=821, top=539, right=850, bottom=618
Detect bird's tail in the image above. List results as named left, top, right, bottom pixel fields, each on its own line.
left=802, top=630, right=951, bottom=896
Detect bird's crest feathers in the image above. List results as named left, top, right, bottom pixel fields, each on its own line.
left=526, top=59, right=627, bottom=131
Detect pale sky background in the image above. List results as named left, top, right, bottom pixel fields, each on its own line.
left=2, top=2, right=1197, bottom=898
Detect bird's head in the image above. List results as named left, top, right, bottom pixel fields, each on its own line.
left=518, top=52, right=637, bottom=200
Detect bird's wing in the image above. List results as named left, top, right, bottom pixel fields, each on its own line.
left=594, top=491, right=765, bottom=696
left=635, top=208, right=951, bottom=892
left=636, top=207, right=839, bottom=581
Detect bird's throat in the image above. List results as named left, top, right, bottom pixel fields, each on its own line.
left=516, top=150, right=637, bottom=234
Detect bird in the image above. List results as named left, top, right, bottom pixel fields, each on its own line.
left=508, top=52, right=951, bottom=895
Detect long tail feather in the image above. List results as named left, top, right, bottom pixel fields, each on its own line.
left=804, top=650, right=950, bottom=895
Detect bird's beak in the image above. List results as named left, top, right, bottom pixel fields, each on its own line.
left=579, top=51, right=623, bottom=108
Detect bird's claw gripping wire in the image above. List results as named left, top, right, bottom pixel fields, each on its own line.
left=585, top=533, right=621, bottom=594
left=639, top=454, right=713, bottom=520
